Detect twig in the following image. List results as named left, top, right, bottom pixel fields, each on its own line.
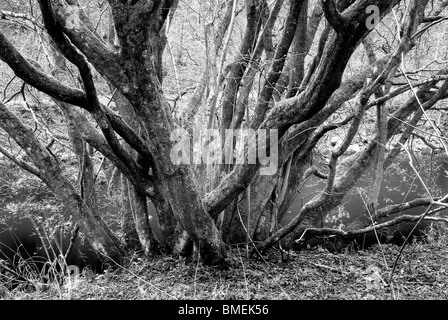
left=99, top=252, right=178, bottom=299
left=237, top=247, right=250, bottom=299
left=309, top=262, right=347, bottom=275
left=64, top=224, right=80, bottom=259
left=165, top=14, right=182, bottom=98
left=389, top=144, right=435, bottom=290
left=359, top=190, right=389, bottom=270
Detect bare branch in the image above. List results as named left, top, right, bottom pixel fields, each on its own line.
left=412, top=132, right=443, bottom=150
left=221, top=0, right=265, bottom=132
left=250, top=0, right=306, bottom=129
left=57, top=102, right=155, bottom=197
left=38, top=0, right=146, bottom=177
left=295, top=213, right=448, bottom=244
left=303, top=165, right=328, bottom=180
left=321, top=0, right=348, bottom=34
left=0, top=143, right=42, bottom=178
left=49, top=0, right=130, bottom=89
left=0, top=30, right=86, bottom=106
left=0, top=10, right=43, bottom=30
left=0, top=33, right=153, bottom=161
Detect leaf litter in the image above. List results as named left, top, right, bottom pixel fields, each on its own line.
left=3, top=241, right=448, bottom=300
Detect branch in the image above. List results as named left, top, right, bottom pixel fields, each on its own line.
left=0, top=143, right=42, bottom=178
left=303, top=165, right=328, bottom=180
left=411, top=16, right=448, bottom=40
left=49, top=0, right=130, bottom=89
left=422, top=15, right=447, bottom=22
left=0, top=101, right=55, bottom=184
left=321, top=0, right=348, bottom=34
left=325, top=89, right=367, bottom=194
left=232, top=0, right=284, bottom=130
left=215, top=0, right=237, bottom=54
left=221, top=0, right=264, bottom=132
left=368, top=75, right=448, bottom=107
left=57, top=102, right=155, bottom=197
left=297, top=196, right=448, bottom=245
left=250, top=0, right=306, bottom=129
left=0, top=31, right=86, bottom=106
left=38, top=0, right=143, bottom=179
left=204, top=0, right=402, bottom=217
left=375, top=197, right=444, bottom=220
left=286, top=0, right=309, bottom=97
left=295, top=213, right=448, bottom=244
left=255, top=74, right=436, bottom=254
left=0, top=10, right=43, bottom=30
left=412, top=132, right=443, bottom=150
left=0, top=29, right=152, bottom=161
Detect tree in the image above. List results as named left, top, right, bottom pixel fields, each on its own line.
left=0, top=0, right=447, bottom=266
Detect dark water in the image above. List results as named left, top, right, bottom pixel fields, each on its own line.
left=0, top=218, right=103, bottom=273
left=0, top=184, right=109, bottom=278
left=283, top=152, right=448, bottom=249
left=1, top=152, right=446, bottom=275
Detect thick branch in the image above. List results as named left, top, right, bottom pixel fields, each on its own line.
left=0, top=100, right=124, bottom=261
left=0, top=35, right=152, bottom=160
left=49, top=0, right=130, bottom=89
left=39, top=0, right=142, bottom=180
left=296, top=214, right=448, bottom=243
left=321, top=0, right=348, bottom=34
left=58, top=102, right=155, bottom=197
left=0, top=31, right=86, bottom=106
left=221, top=0, right=264, bottom=132
left=250, top=0, right=305, bottom=129
left=286, top=0, right=308, bottom=97
left=204, top=0, right=402, bottom=217
left=232, top=0, right=284, bottom=130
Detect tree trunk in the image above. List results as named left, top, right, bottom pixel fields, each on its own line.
left=0, top=101, right=125, bottom=263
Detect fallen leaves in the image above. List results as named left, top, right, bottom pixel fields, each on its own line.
left=3, top=241, right=448, bottom=300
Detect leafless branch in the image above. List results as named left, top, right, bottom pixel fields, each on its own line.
left=321, top=0, right=348, bottom=34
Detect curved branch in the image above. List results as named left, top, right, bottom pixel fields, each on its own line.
left=0, top=100, right=60, bottom=186
left=39, top=0, right=142, bottom=181
left=321, top=0, right=348, bottom=34
left=204, top=1, right=402, bottom=218
left=221, top=0, right=264, bottom=132
left=303, top=165, right=328, bottom=180
left=255, top=74, right=444, bottom=253
left=295, top=213, right=448, bottom=244
left=0, top=10, right=44, bottom=31
left=0, top=101, right=124, bottom=261
left=58, top=102, right=155, bottom=197
left=0, top=31, right=86, bottom=106
left=232, top=0, right=284, bottom=130
left=0, top=31, right=153, bottom=163
left=50, top=0, right=130, bottom=89
left=250, top=0, right=305, bottom=129
left=376, top=197, right=441, bottom=219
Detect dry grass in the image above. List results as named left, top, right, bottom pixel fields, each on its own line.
left=2, top=231, right=448, bottom=300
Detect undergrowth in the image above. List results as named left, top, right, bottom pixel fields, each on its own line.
left=1, top=225, right=447, bottom=300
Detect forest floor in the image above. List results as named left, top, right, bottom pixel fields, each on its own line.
left=2, top=236, right=448, bottom=300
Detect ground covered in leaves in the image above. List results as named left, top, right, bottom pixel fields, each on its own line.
left=2, top=240, right=448, bottom=300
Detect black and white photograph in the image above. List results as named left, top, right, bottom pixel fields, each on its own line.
left=0, top=0, right=447, bottom=305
